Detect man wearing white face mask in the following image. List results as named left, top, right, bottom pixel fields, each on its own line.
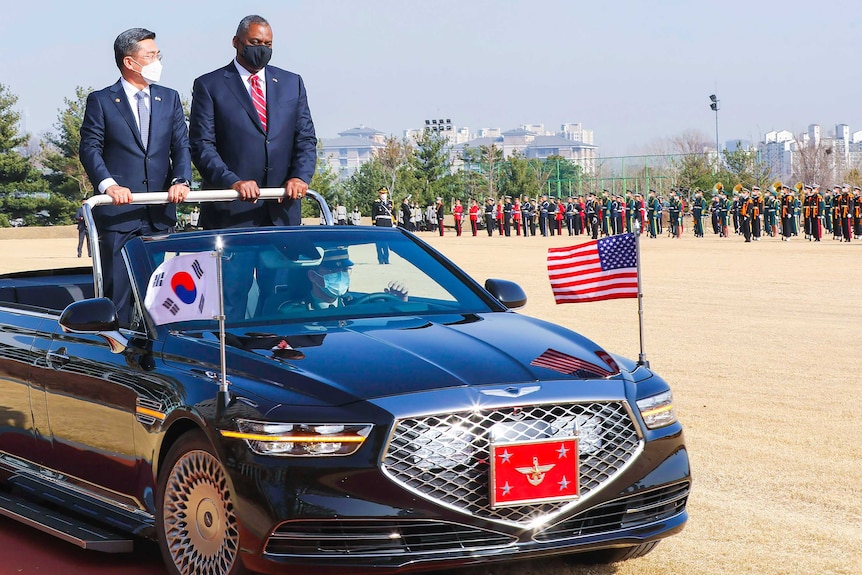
left=80, top=27, right=191, bottom=325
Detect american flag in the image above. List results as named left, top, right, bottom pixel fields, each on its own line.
left=547, top=233, right=638, bottom=304
left=530, top=348, right=619, bottom=378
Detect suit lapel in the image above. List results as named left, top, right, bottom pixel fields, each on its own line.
left=265, top=66, right=281, bottom=132
left=109, top=81, right=145, bottom=150
left=222, top=63, right=266, bottom=134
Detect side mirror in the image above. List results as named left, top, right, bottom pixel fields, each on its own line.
left=484, top=279, right=527, bottom=309
left=60, top=298, right=128, bottom=353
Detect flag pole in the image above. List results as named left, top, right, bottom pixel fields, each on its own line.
left=215, top=236, right=230, bottom=410
left=632, top=222, right=648, bottom=367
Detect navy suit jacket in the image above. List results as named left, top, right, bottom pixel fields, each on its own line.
left=189, top=62, right=317, bottom=228
left=79, top=81, right=191, bottom=232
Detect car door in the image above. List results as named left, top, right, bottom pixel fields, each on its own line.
left=0, top=308, right=54, bottom=466
left=29, top=323, right=142, bottom=500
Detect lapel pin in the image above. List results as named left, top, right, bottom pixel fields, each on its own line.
left=115, top=98, right=121, bottom=102
left=154, top=96, right=161, bottom=101
left=272, top=77, right=278, bottom=83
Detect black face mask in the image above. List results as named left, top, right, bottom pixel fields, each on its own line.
left=241, top=44, right=272, bottom=69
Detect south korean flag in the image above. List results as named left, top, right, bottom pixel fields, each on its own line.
left=144, top=252, right=219, bottom=325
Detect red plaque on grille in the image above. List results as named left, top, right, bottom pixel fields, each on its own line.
left=489, top=437, right=579, bottom=508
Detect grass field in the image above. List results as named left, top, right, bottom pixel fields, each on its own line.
left=2, top=225, right=860, bottom=575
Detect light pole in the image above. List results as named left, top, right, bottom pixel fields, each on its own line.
left=709, top=94, right=720, bottom=165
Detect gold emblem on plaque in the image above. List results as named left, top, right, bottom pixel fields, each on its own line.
left=515, top=456, right=555, bottom=486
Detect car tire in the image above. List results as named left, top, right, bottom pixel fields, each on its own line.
left=156, top=430, right=248, bottom=575
left=569, top=541, right=660, bottom=564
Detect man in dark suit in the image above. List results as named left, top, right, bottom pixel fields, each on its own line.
left=80, top=28, right=191, bottom=326
left=189, top=14, right=317, bottom=228
left=189, top=14, right=317, bottom=320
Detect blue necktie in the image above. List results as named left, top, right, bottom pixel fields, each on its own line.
left=135, top=91, right=149, bottom=149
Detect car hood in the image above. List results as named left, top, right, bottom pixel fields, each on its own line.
left=176, top=312, right=626, bottom=405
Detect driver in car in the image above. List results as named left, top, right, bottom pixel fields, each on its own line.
left=286, top=247, right=408, bottom=311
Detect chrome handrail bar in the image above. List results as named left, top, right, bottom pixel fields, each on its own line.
left=83, top=189, right=332, bottom=297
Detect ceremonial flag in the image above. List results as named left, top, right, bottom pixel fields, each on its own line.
left=547, top=233, right=638, bottom=304
left=144, top=252, right=219, bottom=325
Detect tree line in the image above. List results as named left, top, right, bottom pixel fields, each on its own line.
left=4, top=82, right=860, bottom=227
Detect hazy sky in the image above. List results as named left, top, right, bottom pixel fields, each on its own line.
left=2, top=0, right=861, bottom=156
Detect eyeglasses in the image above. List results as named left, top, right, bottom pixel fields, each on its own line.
left=135, top=51, right=162, bottom=62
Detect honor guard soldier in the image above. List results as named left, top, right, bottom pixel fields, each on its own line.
left=667, top=191, right=681, bottom=237
left=520, top=196, right=533, bottom=237
left=634, top=193, right=646, bottom=234
left=538, top=195, right=549, bottom=236
left=647, top=189, right=659, bottom=238
left=512, top=197, right=522, bottom=236
left=586, top=193, right=600, bottom=239
left=372, top=187, right=394, bottom=263
left=436, top=197, right=445, bottom=236
left=468, top=199, right=479, bottom=236
left=452, top=199, right=464, bottom=236
left=802, top=184, right=815, bottom=240
left=502, top=196, right=513, bottom=236
left=691, top=190, right=705, bottom=237
left=719, top=192, right=730, bottom=237
left=624, top=191, right=635, bottom=233
left=823, top=188, right=834, bottom=235
left=565, top=196, right=576, bottom=236
left=484, top=198, right=495, bottom=236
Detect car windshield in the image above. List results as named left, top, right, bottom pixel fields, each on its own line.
left=128, top=227, right=500, bottom=328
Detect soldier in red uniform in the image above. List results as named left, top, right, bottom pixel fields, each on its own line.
left=512, top=198, right=521, bottom=236
left=452, top=199, right=464, bottom=236
left=468, top=199, right=479, bottom=236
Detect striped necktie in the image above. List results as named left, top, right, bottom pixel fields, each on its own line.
left=135, top=90, right=149, bottom=149
left=249, top=75, right=267, bottom=131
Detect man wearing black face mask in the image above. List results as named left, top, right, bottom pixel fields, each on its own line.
left=189, top=14, right=317, bottom=320
left=190, top=14, right=317, bottom=229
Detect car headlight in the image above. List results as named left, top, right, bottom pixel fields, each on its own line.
left=636, top=390, right=677, bottom=429
left=221, top=419, right=373, bottom=456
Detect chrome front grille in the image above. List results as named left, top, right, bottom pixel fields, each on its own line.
left=535, top=481, right=690, bottom=541
left=264, top=520, right=515, bottom=557
left=382, top=402, right=640, bottom=526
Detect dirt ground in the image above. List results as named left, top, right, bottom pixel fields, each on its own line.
left=1, top=224, right=860, bottom=575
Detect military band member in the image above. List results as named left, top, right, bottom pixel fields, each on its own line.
left=823, top=188, right=834, bottom=235
left=736, top=185, right=752, bottom=242
left=751, top=186, right=763, bottom=241
left=719, top=193, right=730, bottom=237
left=838, top=184, right=852, bottom=241
left=831, top=186, right=842, bottom=240
left=854, top=187, right=862, bottom=237
left=780, top=184, right=795, bottom=241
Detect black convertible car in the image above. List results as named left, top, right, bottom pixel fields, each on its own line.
left=0, top=193, right=689, bottom=575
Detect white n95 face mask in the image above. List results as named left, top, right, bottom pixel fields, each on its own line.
left=135, top=59, right=163, bottom=84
